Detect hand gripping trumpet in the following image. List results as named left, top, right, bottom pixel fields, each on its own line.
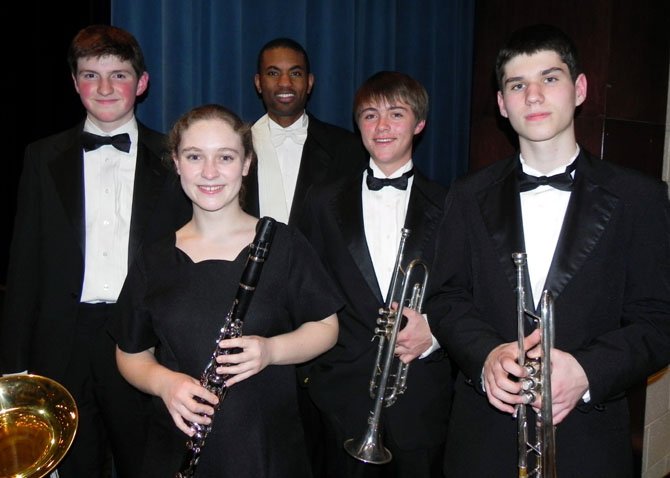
left=344, top=228, right=429, bottom=464
left=175, top=217, right=276, bottom=478
left=512, top=252, right=557, bottom=478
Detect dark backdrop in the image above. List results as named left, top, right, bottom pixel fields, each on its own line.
left=5, top=0, right=475, bottom=285
left=5, top=1, right=111, bottom=285
left=112, top=0, right=475, bottom=186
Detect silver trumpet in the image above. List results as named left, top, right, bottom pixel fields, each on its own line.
left=512, top=252, right=557, bottom=478
left=344, top=228, right=429, bottom=464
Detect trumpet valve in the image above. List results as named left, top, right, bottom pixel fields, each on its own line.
left=520, top=377, right=535, bottom=392
left=523, top=360, right=540, bottom=377
left=520, top=390, right=535, bottom=405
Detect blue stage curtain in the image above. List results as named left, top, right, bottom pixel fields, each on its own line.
left=111, top=0, right=474, bottom=187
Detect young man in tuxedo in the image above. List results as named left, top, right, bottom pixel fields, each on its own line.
left=248, top=37, right=367, bottom=474
left=301, top=71, right=453, bottom=478
left=0, top=25, right=191, bottom=477
left=426, top=24, right=670, bottom=477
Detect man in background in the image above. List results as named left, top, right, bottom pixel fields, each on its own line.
left=248, top=37, right=367, bottom=474
left=247, top=37, right=366, bottom=225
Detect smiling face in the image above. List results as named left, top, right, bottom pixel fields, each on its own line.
left=356, top=99, right=425, bottom=175
left=254, top=47, right=314, bottom=127
left=173, top=118, right=251, bottom=214
left=497, top=50, right=586, bottom=153
left=73, top=55, right=148, bottom=132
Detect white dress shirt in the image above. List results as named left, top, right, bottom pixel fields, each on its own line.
left=519, top=147, right=579, bottom=308
left=362, top=160, right=439, bottom=358
left=80, top=118, right=138, bottom=303
left=519, top=147, right=589, bottom=401
left=252, top=113, right=308, bottom=223
left=363, top=160, right=414, bottom=300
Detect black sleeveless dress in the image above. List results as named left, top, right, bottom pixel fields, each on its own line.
left=112, top=223, right=342, bottom=478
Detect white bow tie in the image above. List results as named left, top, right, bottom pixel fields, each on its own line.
left=271, top=128, right=308, bottom=147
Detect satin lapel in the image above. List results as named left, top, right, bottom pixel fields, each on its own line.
left=289, top=120, right=330, bottom=224
left=49, top=136, right=86, bottom=256
left=334, top=177, right=383, bottom=301
left=477, top=158, right=533, bottom=309
left=127, top=140, right=166, bottom=267
left=544, top=157, right=619, bottom=299
left=403, top=174, right=441, bottom=266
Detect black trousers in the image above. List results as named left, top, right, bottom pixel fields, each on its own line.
left=57, top=303, right=150, bottom=478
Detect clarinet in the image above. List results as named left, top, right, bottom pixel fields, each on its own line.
left=176, top=216, right=277, bottom=478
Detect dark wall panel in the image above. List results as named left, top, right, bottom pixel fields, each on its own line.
left=469, top=0, right=667, bottom=175
left=3, top=1, right=110, bottom=284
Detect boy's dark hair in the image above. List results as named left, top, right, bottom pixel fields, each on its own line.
left=67, top=24, right=146, bottom=77
left=256, top=37, right=310, bottom=75
left=495, top=24, right=581, bottom=90
left=353, top=71, right=429, bottom=123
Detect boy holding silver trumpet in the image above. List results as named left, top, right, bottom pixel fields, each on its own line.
left=426, top=24, right=670, bottom=477
left=299, top=71, right=453, bottom=478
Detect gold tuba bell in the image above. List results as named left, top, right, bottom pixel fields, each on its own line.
left=344, top=228, right=429, bottom=464
left=0, top=374, right=78, bottom=478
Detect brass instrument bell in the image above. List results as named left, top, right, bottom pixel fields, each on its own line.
left=0, top=374, right=78, bottom=478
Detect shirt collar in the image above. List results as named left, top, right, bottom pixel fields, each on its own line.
left=268, top=113, right=309, bottom=132
left=368, top=159, right=414, bottom=179
left=520, top=145, right=580, bottom=177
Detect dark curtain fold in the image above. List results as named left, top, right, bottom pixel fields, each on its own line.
left=112, top=0, right=474, bottom=187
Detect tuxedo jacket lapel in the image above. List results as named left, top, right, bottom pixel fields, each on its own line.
left=289, top=117, right=333, bottom=225
left=334, top=176, right=383, bottom=301
left=332, top=171, right=446, bottom=304
left=478, top=153, right=620, bottom=310
left=403, top=172, right=444, bottom=267
left=50, top=127, right=86, bottom=256
left=128, top=133, right=168, bottom=267
left=477, top=158, right=532, bottom=307
left=544, top=153, right=619, bottom=299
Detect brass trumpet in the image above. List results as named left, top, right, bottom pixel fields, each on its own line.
left=512, top=252, right=557, bottom=478
left=344, top=228, right=429, bottom=464
left=0, top=374, right=78, bottom=478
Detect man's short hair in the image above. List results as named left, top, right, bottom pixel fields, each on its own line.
left=495, top=24, right=581, bottom=90
left=67, top=24, right=146, bottom=76
left=256, top=37, right=310, bottom=75
left=353, top=71, right=429, bottom=123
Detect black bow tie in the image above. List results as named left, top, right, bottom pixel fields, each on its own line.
left=518, top=161, right=577, bottom=192
left=81, top=131, right=132, bottom=153
left=366, top=167, right=414, bottom=191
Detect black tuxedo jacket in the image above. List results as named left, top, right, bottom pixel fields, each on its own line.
left=426, top=149, right=670, bottom=476
left=300, top=169, right=453, bottom=450
left=1, top=121, right=192, bottom=381
left=244, top=113, right=367, bottom=226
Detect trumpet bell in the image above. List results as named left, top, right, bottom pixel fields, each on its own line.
left=0, top=374, right=78, bottom=478
left=344, top=429, right=392, bottom=465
